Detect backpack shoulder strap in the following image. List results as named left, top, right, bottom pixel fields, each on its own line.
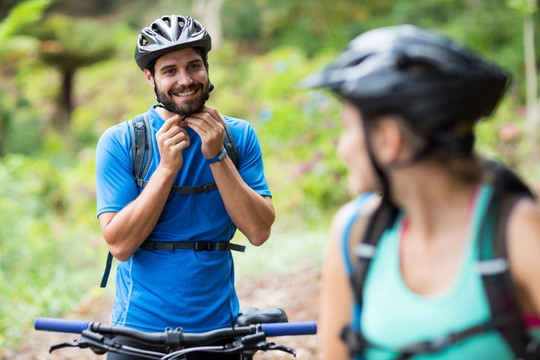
left=341, top=197, right=399, bottom=355
left=349, top=197, right=399, bottom=306
left=133, top=119, right=241, bottom=194
left=100, top=114, right=151, bottom=289
left=129, top=114, right=153, bottom=188
left=223, top=121, right=240, bottom=168
left=477, top=160, right=540, bottom=359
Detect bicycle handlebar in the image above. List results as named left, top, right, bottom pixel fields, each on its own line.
left=34, top=317, right=317, bottom=342
left=35, top=318, right=89, bottom=334
left=35, top=316, right=317, bottom=359
left=261, top=322, right=317, bottom=336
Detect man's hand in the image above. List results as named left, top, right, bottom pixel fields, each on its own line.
left=156, top=114, right=191, bottom=172
left=182, top=106, right=225, bottom=159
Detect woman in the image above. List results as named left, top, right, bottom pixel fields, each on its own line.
left=303, top=25, right=540, bottom=359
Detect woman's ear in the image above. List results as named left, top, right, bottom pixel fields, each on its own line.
left=371, top=117, right=404, bottom=166
left=144, top=69, right=155, bottom=88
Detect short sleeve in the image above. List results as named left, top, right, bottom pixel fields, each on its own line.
left=95, top=122, right=139, bottom=217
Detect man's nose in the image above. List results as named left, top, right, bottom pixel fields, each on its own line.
left=176, top=68, right=193, bottom=86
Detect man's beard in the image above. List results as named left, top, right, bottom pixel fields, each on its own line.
left=155, top=81, right=209, bottom=116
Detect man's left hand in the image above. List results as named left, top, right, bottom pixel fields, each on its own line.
left=182, top=106, right=226, bottom=159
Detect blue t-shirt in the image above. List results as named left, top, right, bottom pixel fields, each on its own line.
left=95, top=106, right=271, bottom=332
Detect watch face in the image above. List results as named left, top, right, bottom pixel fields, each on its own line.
left=219, top=150, right=227, bottom=160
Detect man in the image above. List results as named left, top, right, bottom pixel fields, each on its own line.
left=95, top=15, right=275, bottom=360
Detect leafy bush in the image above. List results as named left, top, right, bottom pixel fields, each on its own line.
left=0, top=153, right=103, bottom=349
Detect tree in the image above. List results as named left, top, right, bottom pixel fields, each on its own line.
left=27, top=14, right=122, bottom=144
left=192, top=0, right=225, bottom=49
left=507, top=0, right=539, bottom=165
left=0, top=0, right=50, bottom=157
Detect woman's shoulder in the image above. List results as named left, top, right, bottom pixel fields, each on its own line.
left=330, top=193, right=381, bottom=246
left=507, top=196, right=540, bottom=314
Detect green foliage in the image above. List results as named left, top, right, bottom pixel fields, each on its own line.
left=0, top=153, right=103, bottom=349
left=221, top=0, right=262, bottom=41
left=507, top=0, right=538, bottom=15
left=27, top=14, right=127, bottom=72
left=211, top=46, right=349, bottom=228
left=0, top=91, right=44, bottom=155
left=0, top=0, right=50, bottom=40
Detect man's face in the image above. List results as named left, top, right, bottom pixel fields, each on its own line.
left=147, top=47, right=210, bottom=116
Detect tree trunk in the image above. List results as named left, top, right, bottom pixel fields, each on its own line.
left=524, top=14, right=538, bottom=130
left=523, top=11, right=539, bottom=167
left=52, top=69, right=74, bottom=150
left=52, top=70, right=73, bottom=130
left=191, top=0, right=224, bottom=49
left=0, top=109, right=6, bottom=157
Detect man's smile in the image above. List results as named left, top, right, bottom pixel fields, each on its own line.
left=172, top=87, right=199, bottom=98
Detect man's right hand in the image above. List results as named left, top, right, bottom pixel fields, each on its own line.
left=155, top=115, right=191, bottom=172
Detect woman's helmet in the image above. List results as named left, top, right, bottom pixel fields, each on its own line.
left=302, top=25, right=509, bottom=144
left=135, top=15, right=211, bottom=70
left=303, top=25, right=510, bottom=198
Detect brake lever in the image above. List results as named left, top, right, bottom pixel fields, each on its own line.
left=265, top=342, right=297, bottom=356
left=227, top=333, right=297, bottom=357
left=49, top=340, right=81, bottom=353
left=49, top=337, right=108, bottom=355
left=49, top=331, right=116, bottom=356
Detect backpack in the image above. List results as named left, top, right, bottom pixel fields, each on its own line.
left=341, top=160, right=540, bottom=360
left=100, top=113, right=244, bottom=288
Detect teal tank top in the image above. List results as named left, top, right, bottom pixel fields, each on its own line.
left=344, top=186, right=519, bottom=359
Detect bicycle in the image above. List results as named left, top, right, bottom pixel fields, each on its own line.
left=34, top=307, right=317, bottom=359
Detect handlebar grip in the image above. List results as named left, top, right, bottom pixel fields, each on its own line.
left=261, top=321, right=317, bottom=337
left=34, top=317, right=90, bottom=334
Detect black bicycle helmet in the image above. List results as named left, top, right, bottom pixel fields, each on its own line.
left=303, top=25, right=510, bottom=199
left=135, top=15, right=211, bottom=70
left=302, top=25, right=509, bottom=138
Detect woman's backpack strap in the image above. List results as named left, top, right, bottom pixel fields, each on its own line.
left=342, top=197, right=399, bottom=356
left=349, top=197, right=399, bottom=306
left=477, top=161, right=540, bottom=359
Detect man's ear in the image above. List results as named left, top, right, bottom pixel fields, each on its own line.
left=144, top=69, right=155, bottom=88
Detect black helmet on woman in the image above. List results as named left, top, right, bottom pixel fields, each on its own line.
left=303, top=25, right=509, bottom=148
left=134, top=15, right=212, bottom=70
left=303, top=25, right=510, bottom=197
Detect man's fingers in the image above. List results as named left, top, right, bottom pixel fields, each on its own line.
left=168, top=130, right=190, bottom=147
left=156, top=114, right=185, bottom=135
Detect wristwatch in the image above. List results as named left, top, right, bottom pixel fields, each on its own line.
left=207, top=148, right=227, bottom=164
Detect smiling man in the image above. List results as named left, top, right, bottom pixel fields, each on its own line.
left=95, top=15, right=275, bottom=360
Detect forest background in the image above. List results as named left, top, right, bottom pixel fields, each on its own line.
left=0, top=0, right=539, bottom=354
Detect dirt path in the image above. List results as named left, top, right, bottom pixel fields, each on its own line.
left=4, top=266, right=320, bottom=360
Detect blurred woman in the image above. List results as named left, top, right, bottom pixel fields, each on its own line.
left=303, top=25, right=540, bottom=360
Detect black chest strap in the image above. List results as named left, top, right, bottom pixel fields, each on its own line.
left=140, top=240, right=246, bottom=252
left=100, top=241, right=246, bottom=288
